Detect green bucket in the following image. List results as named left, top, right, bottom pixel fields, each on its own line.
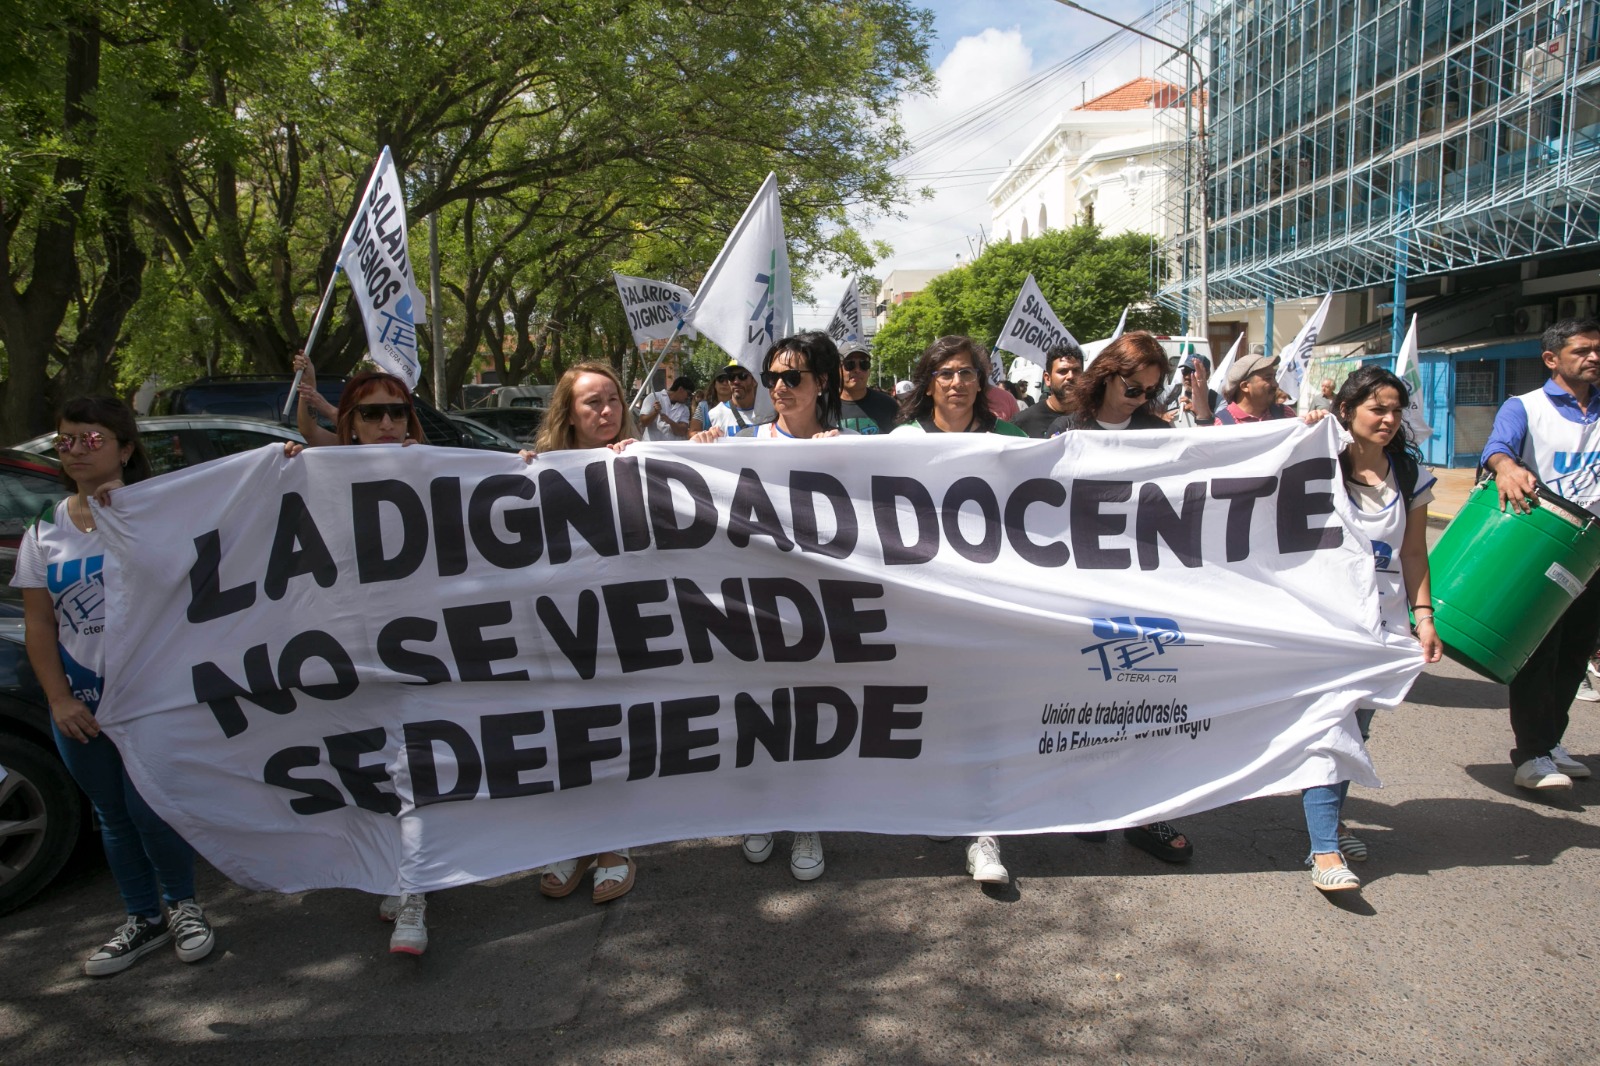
left=1429, top=477, right=1600, bottom=684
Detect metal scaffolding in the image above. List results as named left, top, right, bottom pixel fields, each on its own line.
left=1155, top=0, right=1600, bottom=318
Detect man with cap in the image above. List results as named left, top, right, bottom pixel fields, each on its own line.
left=1214, top=353, right=1296, bottom=424
left=708, top=361, right=765, bottom=433
left=639, top=375, right=694, bottom=441
left=837, top=344, right=898, bottom=435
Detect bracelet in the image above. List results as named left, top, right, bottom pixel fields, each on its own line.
left=1411, top=603, right=1432, bottom=611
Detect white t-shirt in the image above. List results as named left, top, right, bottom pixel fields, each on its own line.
left=1345, top=463, right=1437, bottom=637
left=639, top=391, right=690, bottom=442
left=730, top=423, right=859, bottom=439
left=709, top=402, right=763, bottom=433
left=11, top=500, right=107, bottom=709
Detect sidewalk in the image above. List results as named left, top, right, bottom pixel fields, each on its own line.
left=1427, top=465, right=1477, bottom=523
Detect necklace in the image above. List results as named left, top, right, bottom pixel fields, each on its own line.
left=70, top=496, right=96, bottom=533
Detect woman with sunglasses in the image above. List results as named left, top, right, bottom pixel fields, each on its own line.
left=13, top=398, right=216, bottom=976
left=1043, top=333, right=1202, bottom=870
left=690, top=369, right=736, bottom=435
left=688, top=332, right=849, bottom=878
left=890, top=336, right=1028, bottom=438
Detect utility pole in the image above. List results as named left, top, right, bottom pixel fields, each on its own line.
left=429, top=210, right=445, bottom=407
left=1050, top=0, right=1209, bottom=339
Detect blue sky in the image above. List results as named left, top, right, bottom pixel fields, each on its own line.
left=795, top=0, right=1166, bottom=326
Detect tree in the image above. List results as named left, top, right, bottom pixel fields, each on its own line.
left=871, top=225, right=1180, bottom=379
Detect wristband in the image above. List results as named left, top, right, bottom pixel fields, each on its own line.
left=1411, top=603, right=1432, bottom=611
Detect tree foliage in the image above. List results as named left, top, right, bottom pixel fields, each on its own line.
left=870, top=225, right=1181, bottom=379
left=0, top=0, right=933, bottom=439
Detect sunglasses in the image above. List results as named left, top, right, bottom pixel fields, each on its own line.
left=760, top=369, right=815, bottom=389
left=1119, top=375, right=1162, bottom=402
left=716, top=371, right=752, bottom=384
left=54, top=431, right=107, bottom=452
left=355, top=402, right=412, bottom=423
left=932, top=367, right=979, bottom=384
left=843, top=358, right=871, bottom=372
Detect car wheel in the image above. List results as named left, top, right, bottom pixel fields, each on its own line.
left=0, top=732, right=83, bottom=915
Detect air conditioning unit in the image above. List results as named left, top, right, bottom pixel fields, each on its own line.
left=1557, top=293, right=1599, bottom=320
left=1520, top=37, right=1567, bottom=93
left=1516, top=304, right=1554, bottom=334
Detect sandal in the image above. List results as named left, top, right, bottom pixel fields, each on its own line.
left=592, top=850, right=635, bottom=904
left=539, top=854, right=598, bottom=898
left=1337, top=830, right=1368, bottom=862
left=1123, top=822, right=1194, bottom=863
left=1310, top=858, right=1361, bottom=893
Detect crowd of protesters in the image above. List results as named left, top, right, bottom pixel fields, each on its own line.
left=18, top=317, right=1600, bottom=973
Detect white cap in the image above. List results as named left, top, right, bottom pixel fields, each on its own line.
left=893, top=379, right=914, bottom=397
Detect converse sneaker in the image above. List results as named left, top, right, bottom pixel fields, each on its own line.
left=389, top=893, right=428, bottom=955
left=1576, top=677, right=1600, bottom=702
left=168, top=899, right=215, bottom=963
left=741, top=834, right=774, bottom=863
left=789, top=832, right=825, bottom=881
left=1514, top=755, right=1574, bottom=791
left=1550, top=744, right=1592, bottom=779
left=84, top=915, right=172, bottom=977
left=966, top=836, right=1010, bottom=884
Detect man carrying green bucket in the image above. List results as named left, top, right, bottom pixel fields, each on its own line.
left=1482, top=317, right=1600, bottom=790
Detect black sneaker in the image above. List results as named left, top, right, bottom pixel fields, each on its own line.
left=84, top=915, right=172, bottom=977
left=168, top=899, right=215, bottom=963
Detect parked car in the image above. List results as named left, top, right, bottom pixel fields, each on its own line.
left=16, top=416, right=304, bottom=477
left=0, top=450, right=68, bottom=550
left=448, top=414, right=524, bottom=453
left=452, top=405, right=542, bottom=444
left=482, top=384, right=551, bottom=409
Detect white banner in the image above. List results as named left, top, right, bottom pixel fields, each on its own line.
left=613, top=273, right=697, bottom=349
left=1276, top=293, right=1332, bottom=407
left=1109, top=305, right=1130, bottom=343
left=994, top=274, right=1078, bottom=380
left=96, top=424, right=1420, bottom=895
left=825, top=278, right=865, bottom=348
left=681, top=172, right=793, bottom=374
left=1393, top=315, right=1434, bottom=445
left=336, top=146, right=428, bottom=390
left=1212, top=332, right=1245, bottom=390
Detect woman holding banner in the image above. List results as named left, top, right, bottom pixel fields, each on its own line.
left=13, top=397, right=216, bottom=976
left=690, top=370, right=735, bottom=435
left=1299, top=366, right=1441, bottom=893
left=523, top=361, right=642, bottom=903
left=890, top=336, right=1028, bottom=439
left=689, top=331, right=849, bottom=879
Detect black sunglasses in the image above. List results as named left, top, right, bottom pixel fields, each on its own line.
left=716, top=370, right=752, bottom=383
left=1118, top=375, right=1161, bottom=402
left=842, top=357, right=871, bottom=372
left=760, top=369, right=815, bottom=389
left=355, top=402, right=411, bottom=423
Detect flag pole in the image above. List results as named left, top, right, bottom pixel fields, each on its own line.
left=630, top=326, right=684, bottom=411
left=283, top=266, right=343, bottom=421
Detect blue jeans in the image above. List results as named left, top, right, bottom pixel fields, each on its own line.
left=52, top=721, right=196, bottom=919
left=1302, top=709, right=1375, bottom=859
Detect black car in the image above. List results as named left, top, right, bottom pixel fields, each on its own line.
left=453, top=405, right=543, bottom=444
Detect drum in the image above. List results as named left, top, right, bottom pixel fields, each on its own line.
left=1429, top=477, right=1600, bottom=683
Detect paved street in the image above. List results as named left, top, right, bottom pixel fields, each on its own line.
left=4, top=642, right=1599, bottom=1065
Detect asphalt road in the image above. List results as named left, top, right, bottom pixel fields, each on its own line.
left=4, top=644, right=1598, bottom=1065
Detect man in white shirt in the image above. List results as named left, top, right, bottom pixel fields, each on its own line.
left=707, top=363, right=765, bottom=432
left=638, top=376, right=694, bottom=441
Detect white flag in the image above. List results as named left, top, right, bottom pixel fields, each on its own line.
left=1276, top=293, right=1332, bottom=407
left=825, top=278, right=865, bottom=347
left=336, top=146, right=427, bottom=391
left=994, top=274, right=1077, bottom=382
left=681, top=172, right=792, bottom=374
left=613, top=273, right=697, bottom=349
left=1212, top=331, right=1245, bottom=391
left=1109, top=304, right=1130, bottom=342
left=1394, top=314, right=1433, bottom=444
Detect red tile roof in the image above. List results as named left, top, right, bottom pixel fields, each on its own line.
left=1076, top=78, right=1188, bottom=111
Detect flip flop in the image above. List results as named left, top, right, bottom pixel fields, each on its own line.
left=592, top=851, right=635, bottom=904
left=539, top=854, right=598, bottom=898
left=1123, top=822, right=1194, bottom=863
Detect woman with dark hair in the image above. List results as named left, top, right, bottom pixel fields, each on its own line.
left=1301, top=365, right=1441, bottom=893
left=12, top=397, right=216, bottom=976
left=690, top=370, right=736, bottom=434
left=892, top=335, right=1027, bottom=437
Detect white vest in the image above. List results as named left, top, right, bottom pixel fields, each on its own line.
left=1515, top=386, right=1600, bottom=515
left=1344, top=467, right=1419, bottom=638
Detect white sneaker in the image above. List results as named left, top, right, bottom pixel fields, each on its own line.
left=389, top=893, right=428, bottom=955
left=378, top=895, right=401, bottom=921
left=1576, top=678, right=1600, bottom=702
left=789, top=832, right=825, bottom=881
left=966, top=836, right=1009, bottom=884
left=1550, top=744, right=1592, bottom=779
left=1514, top=755, right=1574, bottom=791
left=741, top=834, right=774, bottom=863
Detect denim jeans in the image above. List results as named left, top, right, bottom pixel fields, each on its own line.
left=52, top=721, right=196, bottom=919
left=1302, top=708, right=1376, bottom=859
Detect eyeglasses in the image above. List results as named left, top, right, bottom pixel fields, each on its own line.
left=1118, top=375, right=1162, bottom=402
left=760, top=369, right=815, bottom=389
left=54, top=431, right=107, bottom=453
left=843, top=358, right=871, bottom=372
left=355, top=403, right=411, bottom=423
left=716, top=371, right=751, bottom=384
left=932, top=367, right=979, bottom=384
